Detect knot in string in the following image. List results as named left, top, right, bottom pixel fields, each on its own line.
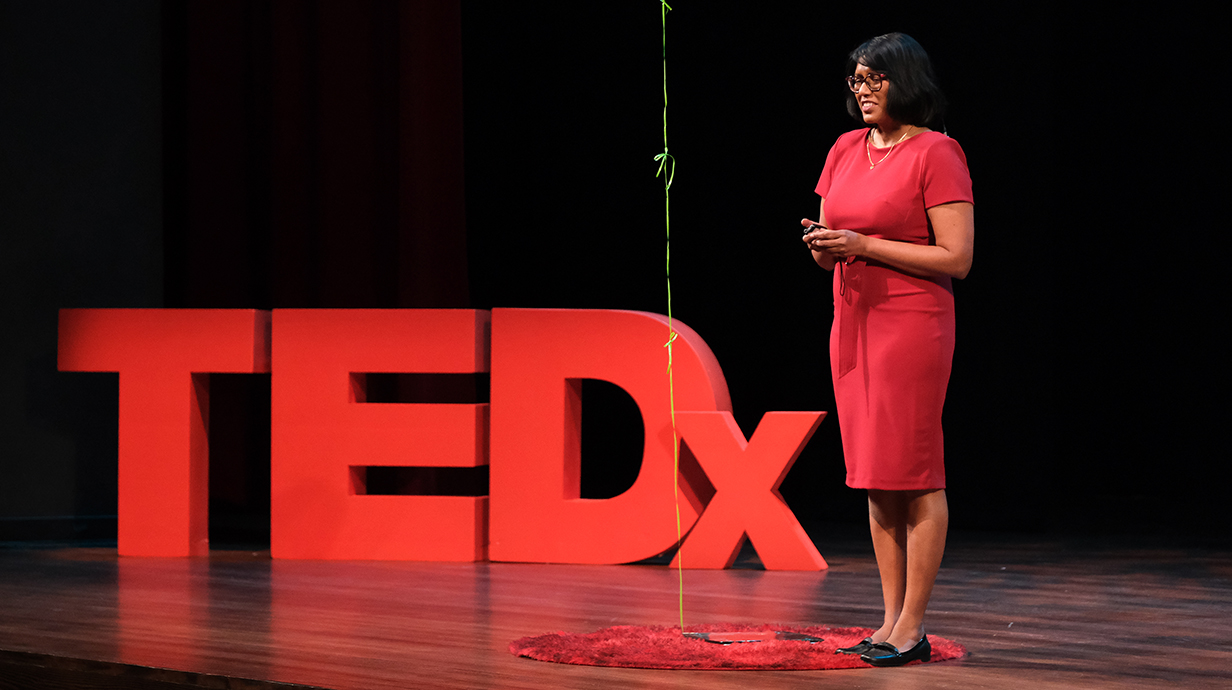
left=664, top=328, right=679, bottom=373
left=655, top=150, right=676, bottom=189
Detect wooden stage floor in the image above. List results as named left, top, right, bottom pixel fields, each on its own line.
left=0, top=533, right=1229, bottom=689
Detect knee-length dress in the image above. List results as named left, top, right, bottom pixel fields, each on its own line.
left=814, top=129, right=973, bottom=490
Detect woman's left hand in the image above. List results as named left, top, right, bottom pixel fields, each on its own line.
left=810, top=228, right=865, bottom=259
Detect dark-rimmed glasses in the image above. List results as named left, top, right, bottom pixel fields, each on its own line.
left=846, top=73, right=887, bottom=92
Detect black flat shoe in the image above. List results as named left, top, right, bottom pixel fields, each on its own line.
left=835, top=637, right=875, bottom=655
left=860, top=635, right=931, bottom=667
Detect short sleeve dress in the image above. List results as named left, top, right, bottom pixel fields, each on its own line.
left=815, top=128, right=973, bottom=490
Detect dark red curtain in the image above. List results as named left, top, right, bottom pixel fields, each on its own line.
left=163, top=0, right=467, bottom=310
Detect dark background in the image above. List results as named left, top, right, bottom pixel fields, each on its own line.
left=1, top=1, right=1224, bottom=549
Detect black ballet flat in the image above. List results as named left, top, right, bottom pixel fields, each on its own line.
left=834, top=637, right=875, bottom=655
left=860, top=635, right=931, bottom=667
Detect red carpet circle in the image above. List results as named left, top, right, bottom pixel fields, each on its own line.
left=510, top=623, right=967, bottom=670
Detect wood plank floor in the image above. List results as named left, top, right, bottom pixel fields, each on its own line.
left=0, top=533, right=1229, bottom=689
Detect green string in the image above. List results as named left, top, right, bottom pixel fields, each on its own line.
left=653, top=0, right=684, bottom=633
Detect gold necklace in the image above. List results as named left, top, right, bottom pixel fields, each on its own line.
left=866, top=126, right=913, bottom=169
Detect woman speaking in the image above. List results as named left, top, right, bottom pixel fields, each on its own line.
left=802, top=33, right=973, bottom=668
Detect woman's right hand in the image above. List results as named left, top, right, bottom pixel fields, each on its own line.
left=801, top=218, right=825, bottom=248
left=801, top=218, right=837, bottom=270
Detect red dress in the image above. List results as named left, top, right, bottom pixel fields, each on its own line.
left=815, top=129, right=973, bottom=490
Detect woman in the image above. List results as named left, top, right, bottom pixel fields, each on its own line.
left=801, top=33, right=973, bottom=668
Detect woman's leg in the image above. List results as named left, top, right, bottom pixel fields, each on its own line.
left=883, top=488, right=949, bottom=650
left=866, top=489, right=908, bottom=643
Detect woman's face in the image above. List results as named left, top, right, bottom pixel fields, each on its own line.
left=852, top=62, right=894, bottom=128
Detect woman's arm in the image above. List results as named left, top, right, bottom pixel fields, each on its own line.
left=801, top=199, right=837, bottom=271
left=811, top=201, right=974, bottom=279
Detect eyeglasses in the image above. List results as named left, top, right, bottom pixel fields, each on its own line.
left=846, top=73, right=887, bottom=93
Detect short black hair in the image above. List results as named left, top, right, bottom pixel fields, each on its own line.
left=845, top=33, right=947, bottom=131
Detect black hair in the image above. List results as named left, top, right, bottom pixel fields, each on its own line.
left=845, top=33, right=947, bottom=131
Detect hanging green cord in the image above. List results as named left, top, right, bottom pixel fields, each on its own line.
left=653, top=0, right=683, bottom=632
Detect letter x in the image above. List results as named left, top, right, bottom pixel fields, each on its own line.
left=672, top=411, right=828, bottom=570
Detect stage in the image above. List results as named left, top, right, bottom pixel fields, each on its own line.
left=1, top=533, right=1227, bottom=689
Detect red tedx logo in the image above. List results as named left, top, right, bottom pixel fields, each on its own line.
left=58, top=308, right=827, bottom=570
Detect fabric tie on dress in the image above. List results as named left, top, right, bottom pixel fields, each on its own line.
left=837, top=257, right=859, bottom=379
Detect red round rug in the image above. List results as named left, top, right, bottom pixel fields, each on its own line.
left=510, top=624, right=967, bottom=670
